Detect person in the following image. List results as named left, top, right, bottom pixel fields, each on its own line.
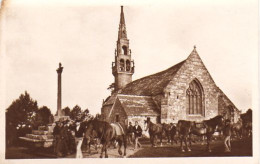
left=223, top=119, right=232, bottom=152
left=57, top=120, right=69, bottom=157
left=127, top=122, right=134, bottom=145
left=67, top=120, right=76, bottom=154
left=53, top=121, right=61, bottom=154
left=133, top=121, right=142, bottom=149
left=75, top=119, right=84, bottom=158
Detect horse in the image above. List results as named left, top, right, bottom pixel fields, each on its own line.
left=144, top=119, right=163, bottom=147
left=231, top=119, right=243, bottom=139
left=177, top=115, right=224, bottom=152
left=240, top=109, right=252, bottom=138
left=162, top=123, right=178, bottom=145
left=84, top=118, right=127, bottom=158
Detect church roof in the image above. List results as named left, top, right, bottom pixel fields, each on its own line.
left=120, top=60, right=186, bottom=96
left=117, top=95, right=159, bottom=116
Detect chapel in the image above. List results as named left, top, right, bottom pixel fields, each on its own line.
left=101, top=6, right=240, bottom=127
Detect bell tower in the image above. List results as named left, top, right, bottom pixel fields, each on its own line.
left=112, top=6, right=134, bottom=92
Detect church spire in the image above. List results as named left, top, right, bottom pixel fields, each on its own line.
left=112, top=6, right=134, bottom=92
left=120, top=6, right=125, bottom=25
left=118, top=6, right=127, bottom=39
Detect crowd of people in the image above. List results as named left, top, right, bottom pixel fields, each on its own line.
left=52, top=119, right=86, bottom=157
left=51, top=117, right=249, bottom=158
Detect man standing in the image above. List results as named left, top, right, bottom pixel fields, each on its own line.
left=127, top=122, right=134, bottom=145
left=53, top=121, right=60, bottom=154
left=223, top=119, right=232, bottom=152
left=75, top=119, right=84, bottom=158
left=133, top=121, right=142, bottom=150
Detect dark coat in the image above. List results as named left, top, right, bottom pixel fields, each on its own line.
left=133, top=125, right=142, bottom=137
left=223, top=124, right=232, bottom=136
left=75, top=123, right=85, bottom=138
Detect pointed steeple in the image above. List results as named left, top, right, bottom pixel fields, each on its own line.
left=112, top=6, right=134, bottom=92
left=120, top=6, right=125, bottom=25
left=118, top=6, right=127, bottom=39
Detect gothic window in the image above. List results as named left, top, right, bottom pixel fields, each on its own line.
left=122, top=46, right=127, bottom=55
left=126, top=60, right=131, bottom=71
left=186, top=79, right=204, bottom=115
left=120, top=59, right=125, bottom=71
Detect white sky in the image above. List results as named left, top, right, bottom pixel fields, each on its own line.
left=0, top=0, right=258, bottom=115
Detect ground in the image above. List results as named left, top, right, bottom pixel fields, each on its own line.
left=6, top=137, right=252, bottom=159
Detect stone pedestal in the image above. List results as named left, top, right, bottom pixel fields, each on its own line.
left=19, top=124, right=55, bottom=148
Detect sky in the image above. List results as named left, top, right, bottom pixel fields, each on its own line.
left=0, top=0, right=258, bottom=115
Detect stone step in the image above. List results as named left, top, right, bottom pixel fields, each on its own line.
left=38, top=126, right=48, bottom=131
left=19, top=137, right=54, bottom=148
left=32, top=130, right=51, bottom=135
left=26, top=134, right=54, bottom=140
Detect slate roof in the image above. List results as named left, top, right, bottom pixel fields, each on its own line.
left=120, top=60, right=186, bottom=96
left=117, top=95, right=160, bottom=116
left=103, top=94, right=117, bottom=106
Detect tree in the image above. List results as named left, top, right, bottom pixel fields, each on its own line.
left=6, top=91, right=38, bottom=128
left=34, top=106, right=52, bottom=127
left=70, top=105, right=82, bottom=120
left=62, top=106, right=71, bottom=116
left=107, top=83, right=115, bottom=92
left=81, top=108, right=91, bottom=120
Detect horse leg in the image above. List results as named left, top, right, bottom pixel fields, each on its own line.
left=123, top=136, right=127, bottom=157
left=104, top=143, right=108, bottom=158
left=160, top=134, right=163, bottom=147
left=150, top=135, right=154, bottom=147
left=186, top=135, right=191, bottom=152
left=100, top=144, right=104, bottom=158
left=207, top=135, right=212, bottom=152
left=180, top=136, right=185, bottom=152
left=117, top=138, right=123, bottom=156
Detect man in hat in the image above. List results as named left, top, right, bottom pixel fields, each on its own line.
left=223, top=119, right=232, bottom=152
left=127, top=122, right=134, bottom=145
left=53, top=120, right=62, bottom=155
left=57, top=120, right=69, bottom=157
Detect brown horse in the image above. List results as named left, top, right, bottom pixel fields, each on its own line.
left=240, top=109, right=252, bottom=138
left=84, top=119, right=127, bottom=158
left=144, top=119, right=163, bottom=147
left=177, top=115, right=224, bottom=152
left=162, top=123, right=178, bottom=145
left=231, top=119, right=243, bottom=139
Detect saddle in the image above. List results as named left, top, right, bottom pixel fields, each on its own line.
left=110, top=122, right=125, bottom=136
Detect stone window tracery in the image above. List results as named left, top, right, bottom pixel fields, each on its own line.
left=186, top=79, right=204, bottom=115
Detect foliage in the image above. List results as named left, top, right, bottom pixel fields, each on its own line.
left=70, top=105, right=82, bottom=120
left=6, top=91, right=38, bottom=128
left=62, top=106, right=71, bottom=116
left=34, top=106, right=52, bottom=127
left=107, top=83, right=115, bottom=92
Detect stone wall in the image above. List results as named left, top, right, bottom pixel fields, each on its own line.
left=101, top=105, right=112, bottom=122
left=161, top=50, right=220, bottom=123
left=108, top=98, right=127, bottom=125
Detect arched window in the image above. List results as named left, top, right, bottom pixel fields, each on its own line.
left=122, top=46, right=127, bottom=55
left=126, top=60, right=130, bottom=71
left=119, top=59, right=125, bottom=71
left=186, top=79, right=204, bottom=115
